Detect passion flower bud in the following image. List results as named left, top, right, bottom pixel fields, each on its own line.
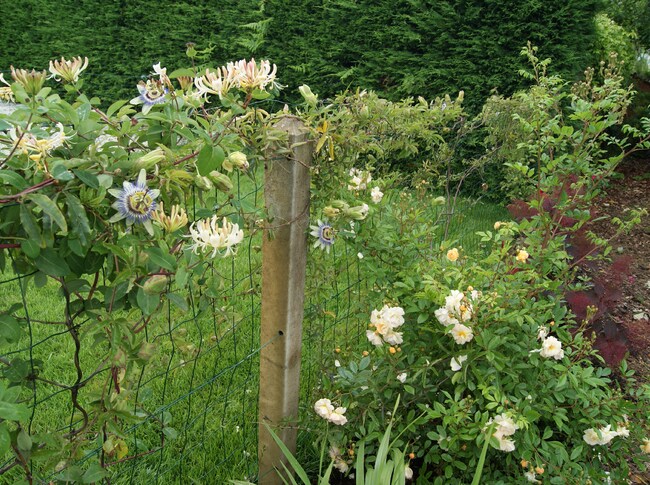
left=345, top=204, right=369, bottom=220
left=207, top=170, right=233, bottom=192
left=223, top=151, right=249, bottom=172
left=194, top=175, right=213, bottom=191
left=323, top=206, right=340, bottom=219
left=134, top=148, right=166, bottom=170
left=143, top=275, right=168, bottom=294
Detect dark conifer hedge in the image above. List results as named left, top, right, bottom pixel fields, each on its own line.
left=1, top=0, right=601, bottom=110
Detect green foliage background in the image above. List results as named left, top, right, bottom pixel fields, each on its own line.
left=1, top=0, right=602, bottom=110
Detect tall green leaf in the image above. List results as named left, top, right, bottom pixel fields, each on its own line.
left=28, top=193, right=68, bottom=235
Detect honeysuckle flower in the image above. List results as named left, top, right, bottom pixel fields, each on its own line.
left=539, top=336, right=564, bottom=360
left=310, top=220, right=335, bottom=253
left=583, top=425, right=618, bottom=446
left=130, top=79, right=168, bottom=114
left=11, top=66, right=47, bottom=96
left=404, top=465, right=413, bottom=480
left=48, top=56, right=89, bottom=83
left=396, top=372, right=407, bottom=383
left=516, top=249, right=530, bottom=263
left=10, top=122, right=68, bottom=160
left=176, top=75, right=193, bottom=91
left=450, top=355, right=468, bottom=371
left=357, top=252, right=363, bottom=260
left=108, top=169, right=159, bottom=235
left=537, top=326, right=548, bottom=340
left=0, top=73, right=13, bottom=102
left=151, top=202, right=188, bottom=233
left=446, top=248, right=459, bottom=262
left=494, top=221, right=502, bottom=230
left=187, top=216, right=244, bottom=258
left=152, top=62, right=171, bottom=87
left=231, top=58, right=281, bottom=92
left=641, top=439, right=650, bottom=454
left=334, top=360, right=341, bottom=368
left=194, top=66, right=238, bottom=100
left=450, top=323, right=473, bottom=344
left=371, top=186, right=384, bottom=203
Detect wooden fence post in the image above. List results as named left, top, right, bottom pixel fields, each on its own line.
left=258, top=116, right=311, bottom=484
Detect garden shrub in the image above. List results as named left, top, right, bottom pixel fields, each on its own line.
left=302, top=46, right=650, bottom=483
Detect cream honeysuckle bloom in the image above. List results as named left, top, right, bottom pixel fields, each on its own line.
left=194, top=67, right=237, bottom=100
left=187, top=216, right=244, bottom=258
left=48, top=56, right=88, bottom=83
left=231, top=58, right=281, bottom=92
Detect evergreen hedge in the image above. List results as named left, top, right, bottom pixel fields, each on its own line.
left=1, top=0, right=601, bottom=111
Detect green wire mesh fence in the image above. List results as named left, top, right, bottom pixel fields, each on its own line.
left=0, top=163, right=378, bottom=484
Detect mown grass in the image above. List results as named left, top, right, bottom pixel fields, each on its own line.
left=0, top=175, right=508, bottom=484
